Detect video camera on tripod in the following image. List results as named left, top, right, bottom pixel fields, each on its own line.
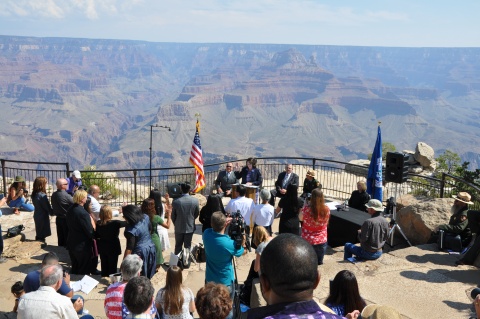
left=228, top=210, right=251, bottom=252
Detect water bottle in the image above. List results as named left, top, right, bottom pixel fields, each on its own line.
left=344, top=200, right=349, bottom=211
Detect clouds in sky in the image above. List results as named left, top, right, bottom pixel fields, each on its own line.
left=0, top=0, right=478, bottom=47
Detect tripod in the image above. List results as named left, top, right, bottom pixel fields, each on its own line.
left=386, top=184, right=412, bottom=247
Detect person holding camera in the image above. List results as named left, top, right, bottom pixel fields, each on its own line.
left=66, top=170, right=83, bottom=196
left=171, top=182, right=200, bottom=255
left=7, top=175, right=34, bottom=214
left=203, top=211, right=246, bottom=319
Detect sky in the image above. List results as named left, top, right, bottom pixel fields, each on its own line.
left=0, top=0, right=479, bottom=47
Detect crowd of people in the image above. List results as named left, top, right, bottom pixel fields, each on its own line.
left=1, top=162, right=479, bottom=319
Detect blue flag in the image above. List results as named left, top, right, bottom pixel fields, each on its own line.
left=367, top=125, right=383, bottom=200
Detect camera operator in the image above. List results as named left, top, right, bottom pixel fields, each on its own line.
left=66, top=170, right=83, bottom=196
left=203, top=211, right=246, bottom=319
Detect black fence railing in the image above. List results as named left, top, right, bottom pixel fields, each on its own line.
left=1, top=157, right=479, bottom=209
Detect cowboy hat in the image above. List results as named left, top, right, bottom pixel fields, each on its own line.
left=306, top=170, right=316, bottom=178
left=14, top=176, right=25, bottom=182
left=452, top=192, right=473, bottom=205
left=361, top=304, right=402, bottom=319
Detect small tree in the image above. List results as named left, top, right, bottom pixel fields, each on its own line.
left=368, top=142, right=396, bottom=160
left=436, top=150, right=461, bottom=174
left=81, top=165, right=121, bottom=198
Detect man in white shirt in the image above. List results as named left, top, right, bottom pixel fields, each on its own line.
left=225, top=184, right=254, bottom=233
left=88, top=185, right=102, bottom=220
left=18, top=264, right=83, bottom=319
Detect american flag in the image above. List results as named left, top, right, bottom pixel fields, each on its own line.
left=189, top=120, right=206, bottom=192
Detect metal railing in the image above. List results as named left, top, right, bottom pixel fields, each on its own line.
left=1, top=157, right=479, bottom=209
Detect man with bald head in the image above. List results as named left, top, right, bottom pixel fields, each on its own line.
left=88, top=185, right=101, bottom=220
left=18, top=264, right=85, bottom=318
left=51, top=178, right=73, bottom=247
left=247, top=234, right=358, bottom=319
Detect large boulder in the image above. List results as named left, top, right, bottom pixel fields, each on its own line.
left=396, top=194, right=453, bottom=245
left=414, top=142, right=435, bottom=168
left=345, top=159, right=370, bottom=176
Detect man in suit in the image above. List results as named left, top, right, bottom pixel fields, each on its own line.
left=171, top=182, right=200, bottom=255
left=269, top=164, right=299, bottom=206
left=215, top=163, right=238, bottom=197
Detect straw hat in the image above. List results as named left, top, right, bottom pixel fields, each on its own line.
left=306, top=169, right=316, bottom=178
left=452, top=192, right=473, bottom=205
left=14, top=176, right=25, bottom=182
left=361, top=304, right=402, bottom=319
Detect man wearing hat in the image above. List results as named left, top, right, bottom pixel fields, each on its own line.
left=344, top=199, right=389, bottom=261
left=433, top=192, right=472, bottom=250
left=301, top=169, right=321, bottom=199
left=66, top=170, right=83, bottom=196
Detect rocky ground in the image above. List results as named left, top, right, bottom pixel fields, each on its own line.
left=0, top=198, right=479, bottom=319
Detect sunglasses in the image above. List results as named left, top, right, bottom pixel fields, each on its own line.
left=226, top=166, right=232, bottom=168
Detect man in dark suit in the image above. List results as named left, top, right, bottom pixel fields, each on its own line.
left=171, top=182, right=200, bottom=255
left=215, top=163, right=238, bottom=197
left=269, top=164, right=299, bottom=206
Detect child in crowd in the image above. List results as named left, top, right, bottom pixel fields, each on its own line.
left=95, top=205, right=128, bottom=277
left=11, top=281, right=24, bottom=313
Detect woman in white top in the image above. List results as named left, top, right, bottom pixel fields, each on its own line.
left=155, top=266, right=196, bottom=319
left=251, top=189, right=274, bottom=248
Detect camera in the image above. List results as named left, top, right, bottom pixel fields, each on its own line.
left=77, top=185, right=88, bottom=191
left=23, top=188, right=28, bottom=194
left=385, top=197, right=396, bottom=214
left=228, top=210, right=251, bottom=252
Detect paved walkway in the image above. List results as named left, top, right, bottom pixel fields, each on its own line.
left=0, top=207, right=478, bottom=318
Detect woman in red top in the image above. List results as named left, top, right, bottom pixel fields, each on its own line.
left=299, top=188, right=330, bottom=265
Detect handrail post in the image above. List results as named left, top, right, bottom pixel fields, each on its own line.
left=440, top=173, right=446, bottom=198
left=133, top=169, right=138, bottom=205
left=313, top=158, right=316, bottom=170
left=1, top=159, right=6, bottom=196
left=66, top=162, right=71, bottom=178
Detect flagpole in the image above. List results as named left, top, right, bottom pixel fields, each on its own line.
left=149, top=124, right=171, bottom=191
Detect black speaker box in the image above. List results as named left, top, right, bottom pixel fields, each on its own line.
left=385, top=152, right=409, bottom=183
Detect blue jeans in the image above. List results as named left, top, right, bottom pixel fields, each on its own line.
left=344, top=242, right=382, bottom=260
left=313, top=242, right=327, bottom=265
left=8, top=197, right=34, bottom=212
left=226, top=280, right=235, bottom=319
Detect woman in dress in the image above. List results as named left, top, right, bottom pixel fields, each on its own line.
left=299, top=188, right=330, bottom=265
left=348, top=181, right=370, bottom=212
left=95, top=205, right=128, bottom=277
left=122, top=204, right=156, bottom=279
left=325, top=270, right=366, bottom=317
left=7, top=176, right=34, bottom=214
left=142, top=198, right=170, bottom=271
left=149, top=191, right=172, bottom=252
left=66, top=190, right=94, bottom=275
left=235, top=157, right=263, bottom=186
left=276, top=183, right=303, bottom=235
left=199, top=195, right=226, bottom=233
left=155, top=266, right=196, bottom=319
left=30, top=176, right=53, bottom=243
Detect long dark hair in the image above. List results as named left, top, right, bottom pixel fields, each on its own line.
left=204, top=195, right=225, bottom=215
left=149, top=189, right=163, bottom=215
left=122, top=205, right=144, bottom=225
left=285, top=183, right=300, bottom=211
left=31, top=176, right=47, bottom=198
left=325, top=270, right=366, bottom=315
left=309, top=188, right=329, bottom=222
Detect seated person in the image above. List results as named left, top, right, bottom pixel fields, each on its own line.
left=269, top=164, right=298, bottom=207
left=456, top=209, right=480, bottom=265
left=7, top=176, right=34, bottom=214
left=432, top=192, right=472, bottom=249
left=196, top=283, right=232, bottom=319
left=348, top=181, right=370, bottom=212
left=247, top=233, right=358, bottom=319
left=344, top=199, right=389, bottom=261
left=215, top=163, right=238, bottom=197
left=301, top=169, right=321, bottom=199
